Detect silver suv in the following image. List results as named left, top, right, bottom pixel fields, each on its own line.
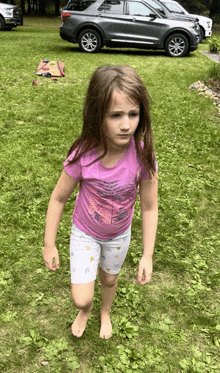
left=60, top=0, right=200, bottom=57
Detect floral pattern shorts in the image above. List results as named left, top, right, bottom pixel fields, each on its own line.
left=70, top=223, right=131, bottom=284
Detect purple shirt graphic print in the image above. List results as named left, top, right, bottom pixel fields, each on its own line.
left=88, top=177, right=137, bottom=225
left=64, top=137, right=152, bottom=240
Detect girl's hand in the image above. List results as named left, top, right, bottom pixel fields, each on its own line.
left=137, top=256, right=152, bottom=284
left=43, top=245, right=59, bottom=271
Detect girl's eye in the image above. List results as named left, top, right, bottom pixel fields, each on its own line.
left=129, top=112, right=139, bottom=118
left=110, top=111, right=139, bottom=119
left=111, top=113, right=121, bottom=118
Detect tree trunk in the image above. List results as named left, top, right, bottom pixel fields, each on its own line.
left=39, top=0, right=46, bottom=15
left=27, top=0, right=31, bottom=14
left=55, top=0, right=60, bottom=16
left=20, top=0, right=25, bottom=14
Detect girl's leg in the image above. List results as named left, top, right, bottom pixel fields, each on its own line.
left=69, top=224, right=100, bottom=337
left=99, top=268, right=118, bottom=339
left=71, top=281, right=95, bottom=337
left=99, top=226, right=131, bottom=339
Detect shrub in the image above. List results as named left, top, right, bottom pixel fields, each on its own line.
left=208, top=35, right=220, bottom=53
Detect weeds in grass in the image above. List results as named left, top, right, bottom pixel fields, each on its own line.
left=204, top=62, right=220, bottom=92
left=206, top=61, right=220, bottom=79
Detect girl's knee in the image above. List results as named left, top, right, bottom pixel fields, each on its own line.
left=99, top=268, right=118, bottom=287
left=71, top=282, right=94, bottom=309
left=72, top=297, right=93, bottom=310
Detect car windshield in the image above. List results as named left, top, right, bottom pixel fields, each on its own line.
left=144, top=0, right=166, bottom=16
left=162, top=1, right=185, bottom=14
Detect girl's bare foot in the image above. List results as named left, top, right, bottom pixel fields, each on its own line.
left=71, top=308, right=92, bottom=338
left=100, top=311, right=112, bottom=339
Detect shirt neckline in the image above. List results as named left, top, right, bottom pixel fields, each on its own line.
left=96, top=138, right=132, bottom=170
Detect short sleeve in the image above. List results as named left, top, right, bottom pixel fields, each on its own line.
left=140, top=159, right=158, bottom=180
left=63, top=150, right=82, bottom=181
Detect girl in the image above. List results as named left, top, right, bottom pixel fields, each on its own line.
left=43, top=65, right=158, bottom=339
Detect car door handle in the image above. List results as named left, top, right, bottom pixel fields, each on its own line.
left=132, top=17, right=136, bottom=22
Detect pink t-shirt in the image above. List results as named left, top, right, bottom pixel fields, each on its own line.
left=64, top=137, right=153, bottom=240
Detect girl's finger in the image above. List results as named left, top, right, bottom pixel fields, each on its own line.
left=137, top=268, right=144, bottom=283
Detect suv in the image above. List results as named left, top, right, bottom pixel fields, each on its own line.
left=0, top=2, right=23, bottom=31
left=159, top=0, right=212, bottom=41
left=60, top=0, right=200, bottom=57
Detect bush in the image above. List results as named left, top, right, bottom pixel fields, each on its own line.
left=208, top=35, right=220, bottom=53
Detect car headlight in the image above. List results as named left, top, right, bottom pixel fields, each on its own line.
left=188, top=24, right=199, bottom=31
left=207, top=22, right=211, bottom=28
left=4, top=8, right=14, bottom=16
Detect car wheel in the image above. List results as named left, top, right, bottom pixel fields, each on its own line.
left=0, top=17, right=5, bottom=31
left=79, top=29, right=101, bottom=53
left=165, top=33, right=189, bottom=57
left=199, top=27, right=205, bottom=42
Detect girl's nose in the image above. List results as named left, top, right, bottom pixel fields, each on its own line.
left=121, top=115, right=130, bottom=130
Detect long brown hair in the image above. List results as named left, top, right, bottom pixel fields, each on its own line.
left=67, top=65, right=156, bottom=177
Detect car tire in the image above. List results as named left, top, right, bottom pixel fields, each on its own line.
left=0, top=16, right=5, bottom=31
left=199, top=27, right=205, bottom=42
left=165, top=33, right=189, bottom=57
left=79, top=29, right=101, bottom=53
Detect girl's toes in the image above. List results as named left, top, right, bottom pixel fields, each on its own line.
left=99, top=323, right=112, bottom=339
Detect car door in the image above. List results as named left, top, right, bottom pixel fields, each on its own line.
left=97, top=0, right=132, bottom=41
left=124, top=0, right=167, bottom=45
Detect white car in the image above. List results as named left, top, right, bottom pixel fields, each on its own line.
left=0, top=2, right=23, bottom=31
left=159, top=0, right=212, bottom=41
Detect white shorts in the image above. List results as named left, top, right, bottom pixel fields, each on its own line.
left=70, top=223, right=131, bottom=284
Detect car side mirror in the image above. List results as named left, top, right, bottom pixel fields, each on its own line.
left=149, top=13, right=157, bottom=19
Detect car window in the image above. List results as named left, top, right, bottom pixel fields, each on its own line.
left=145, top=0, right=164, bottom=12
left=65, top=0, right=96, bottom=11
left=128, top=1, right=153, bottom=16
left=162, top=1, right=184, bottom=13
left=98, top=0, right=124, bottom=14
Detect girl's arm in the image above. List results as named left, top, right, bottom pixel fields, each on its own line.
left=43, top=169, right=78, bottom=271
left=137, top=173, right=158, bottom=284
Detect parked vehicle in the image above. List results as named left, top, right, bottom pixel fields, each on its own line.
left=0, top=2, right=23, bottom=31
left=159, top=0, right=212, bottom=41
left=60, top=0, right=200, bottom=57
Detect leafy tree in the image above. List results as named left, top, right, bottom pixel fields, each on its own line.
left=209, top=0, right=220, bottom=18
left=179, top=0, right=220, bottom=18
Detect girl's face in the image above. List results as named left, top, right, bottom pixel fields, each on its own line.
left=103, top=89, right=140, bottom=152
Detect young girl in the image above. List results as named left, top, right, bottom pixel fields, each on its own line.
left=43, top=65, right=158, bottom=339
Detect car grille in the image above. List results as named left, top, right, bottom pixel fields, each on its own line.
left=13, top=8, right=21, bottom=20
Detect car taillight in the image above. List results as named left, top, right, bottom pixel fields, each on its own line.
left=61, top=12, right=72, bottom=22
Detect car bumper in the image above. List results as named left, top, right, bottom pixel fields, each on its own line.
left=205, top=30, right=212, bottom=38
left=60, top=25, right=77, bottom=43
left=5, top=14, right=23, bottom=27
left=191, top=29, right=200, bottom=47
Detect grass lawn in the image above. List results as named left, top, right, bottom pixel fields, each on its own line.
left=0, top=17, right=220, bottom=373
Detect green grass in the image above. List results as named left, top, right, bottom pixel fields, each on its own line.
left=0, top=17, right=220, bottom=373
